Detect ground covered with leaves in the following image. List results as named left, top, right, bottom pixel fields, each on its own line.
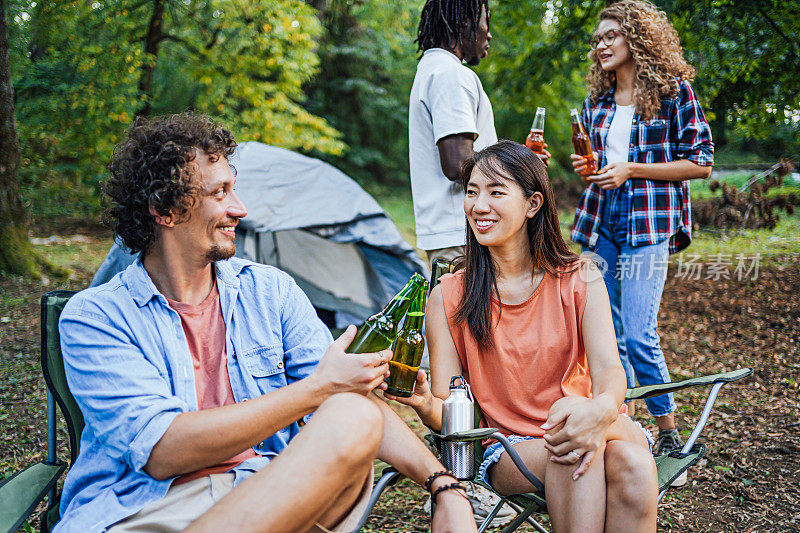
left=1, top=226, right=797, bottom=532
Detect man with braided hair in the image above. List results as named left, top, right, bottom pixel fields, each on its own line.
left=409, top=2, right=516, bottom=527
left=409, top=0, right=497, bottom=267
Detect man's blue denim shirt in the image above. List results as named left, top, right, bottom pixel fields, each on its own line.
left=54, top=257, right=333, bottom=532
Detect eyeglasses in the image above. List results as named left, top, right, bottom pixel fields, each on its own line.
left=590, top=29, right=620, bottom=49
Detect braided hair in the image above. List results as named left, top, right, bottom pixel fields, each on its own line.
left=415, top=0, right=489, bottom=55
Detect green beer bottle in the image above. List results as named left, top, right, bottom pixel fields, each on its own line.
left=385, top=279, right=428, bottom=397
left=347, top=273, right=426, bottom=354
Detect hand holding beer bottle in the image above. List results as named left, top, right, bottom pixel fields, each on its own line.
left=384, top=280, right=428, bottom=397
left=570, top=108, right=598, bottom=179
left=312, top=325, right=392, bottom=397
left=524, top=107, right=551, bottom=166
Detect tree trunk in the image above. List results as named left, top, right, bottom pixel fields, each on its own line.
left=136, top=0, right=166, bottom=117
left=0, top=0, right=39, bottom=277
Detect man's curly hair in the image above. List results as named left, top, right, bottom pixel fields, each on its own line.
left=587, top=0, right=695, bottom=120
left=103, top=113, right=237, bottom=256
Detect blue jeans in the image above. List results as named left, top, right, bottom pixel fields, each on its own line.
left=585, top=187, right=675, bottom=417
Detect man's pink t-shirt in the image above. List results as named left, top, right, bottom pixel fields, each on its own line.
left=167, top=280, right=257, bottom=485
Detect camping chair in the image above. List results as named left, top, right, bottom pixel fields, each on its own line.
left=0, top=290, right=78, bottom=533
left=0, top=290, right=403, bottom=533
left=425, top=259, right=753, bottom=533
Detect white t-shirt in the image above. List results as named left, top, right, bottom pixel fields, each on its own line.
left=605, top=104, right=635, bottom=164
left=408, top=48, right=498, bottom=250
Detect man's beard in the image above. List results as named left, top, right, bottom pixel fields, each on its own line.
left=465, top=54, right=481, bottom=67
left=206, top=243, right=235, bottom=262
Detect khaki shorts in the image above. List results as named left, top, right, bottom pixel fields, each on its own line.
left=108, top=466, right=373, bottom=533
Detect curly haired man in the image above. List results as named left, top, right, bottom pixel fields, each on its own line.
left=55, top=114, right=476, bottom=533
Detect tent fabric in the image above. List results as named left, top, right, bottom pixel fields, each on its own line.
left=91, top=142, right=427, bottom=328
left=232, top=142, right=384, bottom=233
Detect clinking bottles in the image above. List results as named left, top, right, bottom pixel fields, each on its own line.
left=570, top=108, right=597, bottom=177
left=525, top=107, right=546, bottom=156
left=346, top=273, right=426, bottom=354
left=385, top=279, right=428, bottom=397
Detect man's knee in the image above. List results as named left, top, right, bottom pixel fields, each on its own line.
left=316, top=393, right=384, bottom=458
left=605, top=441, right=657, bottom=509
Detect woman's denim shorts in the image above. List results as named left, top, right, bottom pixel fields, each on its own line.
left=477, top=435, right=536, bottom=488
left=477, top=420, right=654, bottom=489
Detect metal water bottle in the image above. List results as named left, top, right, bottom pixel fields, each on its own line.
left=442, top=375, right=474, bottom=480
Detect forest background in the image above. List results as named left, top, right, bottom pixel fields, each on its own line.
left=1, top=2, right=799, bottom=531
left=3, top=0, right=799, bottom=250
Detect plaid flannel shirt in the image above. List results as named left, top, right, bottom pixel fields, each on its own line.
left=570, top=79, right=714, bottom=254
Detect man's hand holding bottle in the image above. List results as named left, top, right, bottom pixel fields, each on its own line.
left=311, top=325, right=392, bottom=398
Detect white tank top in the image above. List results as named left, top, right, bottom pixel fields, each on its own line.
left=605, top=104, right=635, bottom=164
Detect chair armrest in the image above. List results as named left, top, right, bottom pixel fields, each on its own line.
left=626, top=368, right=752, bottom=401
left=426, top=429, right=545, bottom=495
left=0, top=461, right=66, bottom=533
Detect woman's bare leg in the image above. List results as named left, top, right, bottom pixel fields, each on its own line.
left=486, top=415, right=657, bottom=533
left=604, top=417, right=658, bottom=532
left=489, top=439, right=607, bottom=533
left=545, top=441, right=607, bottom=533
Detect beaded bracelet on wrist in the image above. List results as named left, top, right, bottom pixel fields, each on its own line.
left=432, top=482, right=468, bottom=504
left=424, top=470, right=456, bottom=493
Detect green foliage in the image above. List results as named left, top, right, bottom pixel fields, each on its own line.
left=666, top=0, right=800, bottom=151
left=476, top=0, right=601, bottom=183
left=11, top=2, right=144, bottom=217
left=8, top=0, right=343, bottom=218
left=5, top=0, right=800, bottom=221
left=304, top=0, right=420, bottom=186
left=168, top=0, right=345, bottom=153
left=479, top=0, right=800, bottom=169
left=675, top=208, right=800, bottom=260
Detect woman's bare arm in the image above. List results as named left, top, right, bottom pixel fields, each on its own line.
left=541, top=261, right=628, bottom=477
left=427, top=284, right=464, bottom=401
left=581, top=261, right=628, bottom=409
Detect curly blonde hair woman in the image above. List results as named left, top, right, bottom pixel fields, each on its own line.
left=569, top=0, right=714, bottom=487
left=587, top=0, right=695, bottom=120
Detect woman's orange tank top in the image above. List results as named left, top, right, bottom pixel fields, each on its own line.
left=439, top=267, right=591, bottom=438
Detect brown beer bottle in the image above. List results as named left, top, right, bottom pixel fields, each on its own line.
left=385, top=279, right=428, bottom=397
left=525, top=107, right=546, bottom=156
left=570, top=108, right=597, bottom=176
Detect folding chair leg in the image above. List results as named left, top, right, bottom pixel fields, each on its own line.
left=682, top=381, right=724, bottom=454
left=503, top=499, right=550, bottom=532
left=349, top=468, right=402, bottom=533
left=658, top=381, right=724, bottom=502
left=47, top=391, right=58, bottom=507
left=477, top=500, right=506, bottom=533
left=499, top=501, right=545, bottom=533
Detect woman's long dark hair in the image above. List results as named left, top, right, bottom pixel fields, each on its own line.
left=454, top=140, right=579, bottom=350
